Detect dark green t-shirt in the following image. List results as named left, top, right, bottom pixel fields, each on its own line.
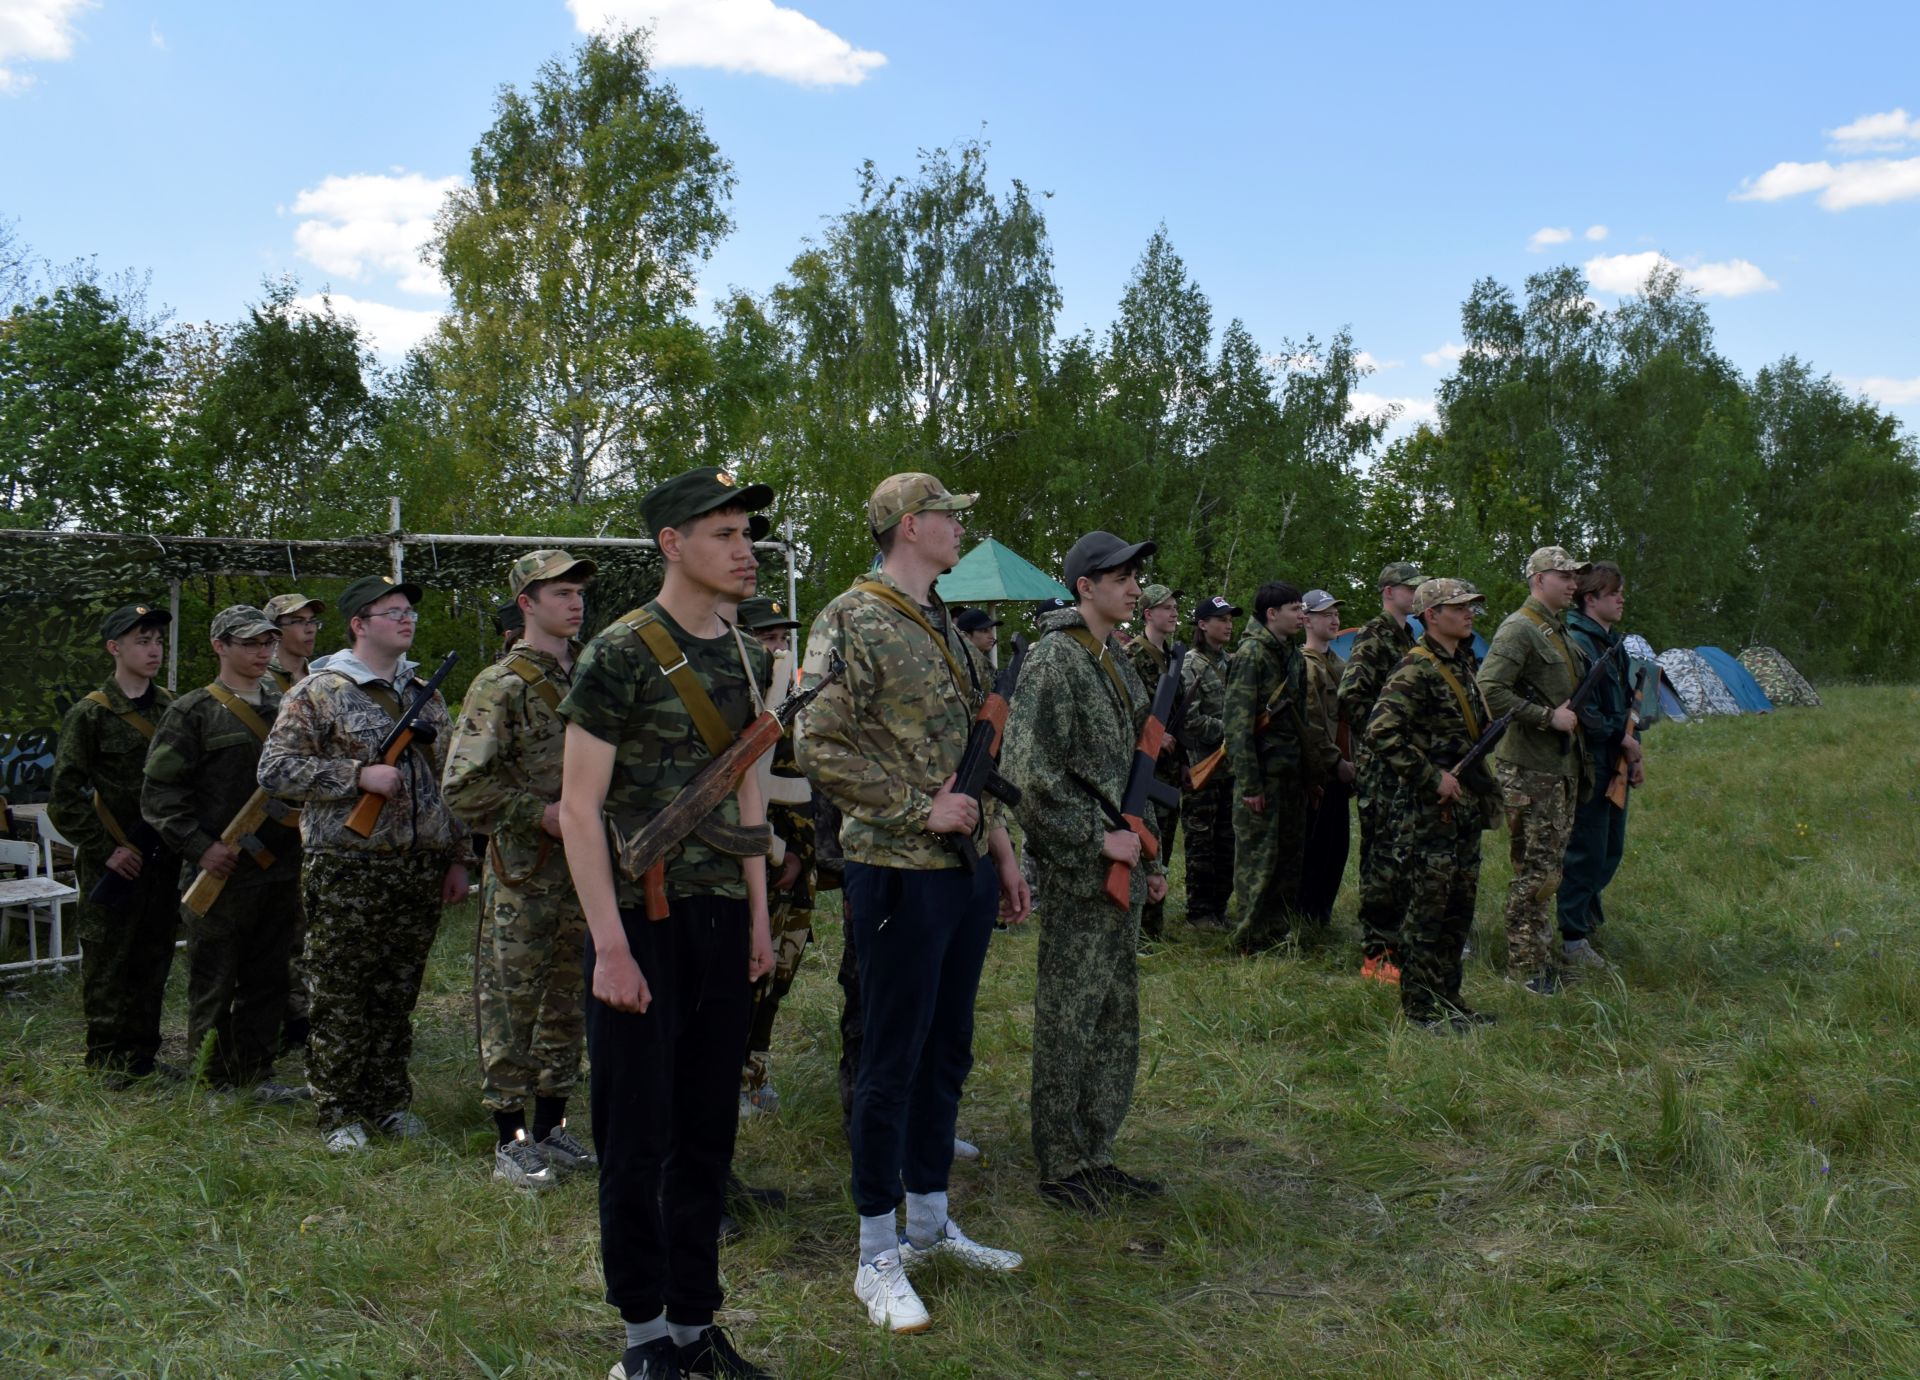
left=559, top=601, right=769, bottom=903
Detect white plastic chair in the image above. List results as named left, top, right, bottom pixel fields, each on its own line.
left=35, top=810, right=74, bottom=961
left=0, top=836, right=78, bottom=969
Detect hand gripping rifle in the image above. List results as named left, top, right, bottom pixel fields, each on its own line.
left=610, top=653, right=846, bottom=921
left=1088, top=643, right=1185, bottom=910
left=84, top=815, right=169, bottom=909
left=1454, top=635, right=1626, bottom=780
left=182, top=789, right=301, bottom=917
left=942, top=636, right=1026, bottom=872
left=344, top=651, right=460, bottom=838
left=1605, top=662, right=1651, bottom=809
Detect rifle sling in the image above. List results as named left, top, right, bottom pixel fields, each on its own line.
left=82, top=691, right=159, bottom=849
left=1410, top=646, right=1482, bottom=741
left=1519, top=604, right=1582, bottom=687
left=488, top=834, right=553, bottom=889
left=619, top=608, right=738, bottom=757
left=503, top=654, right=564, bottom=713
left=853, top=580, right=978, bottom=701
left=1061, top=626, right=1134, bottom=720
left=204, top=681, right=272, bottom=742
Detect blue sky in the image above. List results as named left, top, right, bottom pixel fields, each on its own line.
left=4, top=0, right=1918, bottom=435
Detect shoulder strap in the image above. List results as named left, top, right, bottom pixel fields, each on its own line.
left=269, top=666, right=294, bottom=693
left=852, top=580, right=975, bottom=700
left=83, top=690, right=157, bottom=740
left=619, top=608, right=735, bottom=757
left=1519, top=605, right=1582, bottom=683
left=1411, top=646, right=1482, bottom=740
left=1061, top=625, right=1134, bottom=717
left=91, top=791, right=131, bottom=848
left=503, top=654, right=564, bottom=713
left=204, top=682, right=272, bottom=742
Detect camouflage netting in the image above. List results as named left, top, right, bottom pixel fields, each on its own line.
left=1739, top=646, right=1822, bottom=708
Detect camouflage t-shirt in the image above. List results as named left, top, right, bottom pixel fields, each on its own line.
left=559, top=602, right=770, bottom=904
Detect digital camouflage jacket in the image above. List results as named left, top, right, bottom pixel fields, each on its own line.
left=142, top=681, right=299, bottom=887
left=1225, top=622, right=1318, bottom=790
left=1177, top=641, right=1229, bottom=763
left=48, top=678, right=175, bottom=870
left=1124, top=635, right=1185, bottom=791
left=1477, top=595, right=1589, bottom=785
left=1336, top=612, right=1415, bottom=736
left=442, top=641, right=578, bottom=889
left=1366, top=633, right=1499, bottom=827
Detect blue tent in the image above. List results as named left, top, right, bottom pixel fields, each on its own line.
left=1329, top=617, right=1488, bottom=663
left=1695, top=646, right=1772, bottom=713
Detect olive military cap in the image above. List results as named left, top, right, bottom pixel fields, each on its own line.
left=641, top=466, right=773, bottom=540
left=1378, top=561, right=1427, bottom=589
left=210, top=605, right=280, bottom=641
left=1525, top=545, right=1590, bottom=576
left=492, top=600, right=525, bottom=636
left=101, top=603, right=171, bottom=642
left=339, top=574, right=423, bottom=621
left=1411, top=577, right=1486, bottom=617
left=263, top=593, right=325, bottom=622
left=737, top=595, right=800, bottom=631
left=868, top=472, right=978, bottom=535
left=508, top=548, right=598, bottom=597
left=1137, top=583, right=1179, bottom=612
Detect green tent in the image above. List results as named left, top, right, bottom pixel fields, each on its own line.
left=934, top=537, right=1069, bottom=605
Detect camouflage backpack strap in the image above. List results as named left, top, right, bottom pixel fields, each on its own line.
left=1410, top=646, right=1481, bottom=740
left=82, top=690, right=157, bottom=740
left=617, top=607, right=734, bottom=756
left=1518, top=604, right=1581, bottom=685
left=851, top=579, right=978, bottom=701
left=204, top=681, right=272, bottom=742
left=1060, top=625, right=1134, bottom=717
left=503, top=654, right=563, bottom=713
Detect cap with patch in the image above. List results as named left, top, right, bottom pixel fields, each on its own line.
left=492, top=600, right=525, bottom=636
left=1137, top=584, right=1179, bottom=612
left=1302, top=589, right=1343, bottom=614
left=100, top=603, right=172, bottom=642
left=1378, top=561, right=1427, bottom=589
left=211, top=605, right=280, bottom=641
left=263, top=593, right=325, bottom=622
left=737, top=595, right=800, bottom=632
left=955, top=607, right=1000, bottom=633
left=868, top=472, right=978, bottom=535
left=1411, top=577, right=1487, bottom=617
left=1034, top=596, right=1074, bottom=620
left=641, top=466, right=774, bottom=540
left=1525, top=545, right=1590, bottom=577
left=1192, top=594, right=1242, bottom=623
left=508, top=548, right=598, bottom=597
left=339, top=573, right=425, bottom=621
left=1063, top=531, right=1157, bottom=595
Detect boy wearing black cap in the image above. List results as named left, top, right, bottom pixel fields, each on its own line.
left=48, top=603, right=181, bottom=1083
left=558, top=467, right=777, bottom=1380
left=1179, top=596, right=1239, bottom=930
left=954, top=607, right=999, bottom=657
left=1298, top=590, right=1356, bottom=929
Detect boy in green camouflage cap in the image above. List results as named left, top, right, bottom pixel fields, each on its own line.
left=1123, top=582, right=1184, bottom=942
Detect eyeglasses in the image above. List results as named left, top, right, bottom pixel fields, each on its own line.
left=222, top=636, right=279, bottom=649
left=279, top=617, right=323, bottom=629
left=361, top=609, right=420, bottom=623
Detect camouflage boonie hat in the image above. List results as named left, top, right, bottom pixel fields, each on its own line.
left=868, top=472, right=978, bottom=534
left=263, top=593, right=325, bottom=622
left=1137, top=583, right=1179, bottom=611
left=1378, top=561, right=1426, bottom=588
left=641, top=466, right=773, bottom=540
left=339, top=573, right=424, bottom=620
left=100, top=603, right=171, bottom=642
left=737, top=595, right=800, bottom=631
left=1525, top=546, right=1590, bottom=577
left=1302, top=589, right=1342, bottom=614
left=211, top=605, right=279, bottom=641
left=508, top=548, right=598, bottom=597
left=1411, top=577, right=1486, bottom=617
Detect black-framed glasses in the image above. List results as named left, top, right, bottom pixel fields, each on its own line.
left=362, top=609, right=421, bottom=623
left=279, top=616, right=323, bottom=629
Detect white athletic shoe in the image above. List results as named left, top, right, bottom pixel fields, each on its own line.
left=952, top=1136, right=981, bottom=1161
left=898, top=1219, right=1024, bottom=1273
left=854, top=1251, right=931, bottom=1333
left=324, top=1122, right=370, bottom=1154
left=375, top=1109, right=427, bottom=1139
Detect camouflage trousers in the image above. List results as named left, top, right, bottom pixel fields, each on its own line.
left=1182, top=771, right=1235, bottom=927
left=303, top=850, right=447, bottom=1130
left=1353, top=748, right=1404, bottom=958
left=1230, top=775, right=1309, bottom=953
left=1387, top=803, right=1486, bottom=1019
left=74, top=856, right=181, bottom=1074
left=474, top=860, right=587, bottom=1114
left=1496, top=763, right=1576, bottom=978
left=184, top=875, right=301, bottom=1087
left=1139, top=798, right=1179, bottom=940
left=283, top=898, right=310, bottom=1028
left=742, top=891, right=814, bottom=1094
left=1031, top=872, right=1140, bottom=1182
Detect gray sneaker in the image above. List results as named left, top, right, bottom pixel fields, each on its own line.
left=1562, top=938, right=1610, bottom=971
left=324, top=1122, right=370, bottom=1154
left=494, top=1136, right=556, bottom=1190
left=538, top=1122, right=598, bottom=1173
left=375, top=1109, right=427, bottom=1139
left=252, top=1080, right=312, bottom=1105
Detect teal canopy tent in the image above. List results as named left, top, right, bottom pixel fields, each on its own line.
left=935, top=538, right=1070, bottom=605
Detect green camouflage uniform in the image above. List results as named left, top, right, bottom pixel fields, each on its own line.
left=1477, top=595, right=1590, bottom=980
left=742, top=721, right=816, bottom=1097
left=141, top=679, right=301, bottom=1086
left=441, top=641, right=585, bottom=1117
left=1003, top=607, right=1160, bottom=1183
left=1225, top=622, right=1319, bottom=952
left=48, top=679, right=181, bottom=1073
left=1366, top=633, right=1498, bottom=1019
left=265, top=654, right=311, bottom=1032
left=1337, top=612, right=1416, bottom=958
left=1298, top=644, right=1351, bottom=928
left=1179, top=641, right=1233, bottom=927
left=257, top=648, right=464, bottom=1130
left=1123, top=635, right=1182, bottom=939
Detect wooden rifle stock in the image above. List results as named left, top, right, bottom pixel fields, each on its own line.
left=344, top=732, right=411, bottom=837
left=1605, top=666, right=1650, bottom=809
left=1186, top=709, right=1271, bottom=793
left=182, top=786, right=298, bottom=917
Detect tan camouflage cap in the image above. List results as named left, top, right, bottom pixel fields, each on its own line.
left=263, top=593, right=325, bottom=622
left=508, top=548, right=598, bottom=597
left=1526, top=545, right=1590, bottom=577
left=868, top=472, right=978, bottom=534
left=211, top=605, right=280, bottom=641
left=1137, top=583, right=1179, bottom=611
left=1411, top=577, right=1486, bottom=617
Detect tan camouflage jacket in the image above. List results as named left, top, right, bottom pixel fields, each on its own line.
left=1478, top=595, right=1589, bottom=787
left=257, top=649, right=465, bottom=857
left=795, top=569, right=1000, bottom=870
left=441, top=642, right=577, bottom=886
left=1178, top=641, right=1230, bottom=763
left=1302, top=646, right=1347, bottom=782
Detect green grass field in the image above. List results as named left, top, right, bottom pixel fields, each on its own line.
left=4, top=685, right=1918, bottom=1378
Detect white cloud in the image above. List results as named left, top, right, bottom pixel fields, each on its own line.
left=1421, top=342, right=1468, bottom=368
left=1527, top=226, right=1573, bottom=251
left=294, top=293, right=442, bottom=357
left=569, top=0, right=885, bottom=86
left=1584, top=250, right=1777, bottom=298
left=1844, top=374, right=1920, bottom=407
left=1827, top=108, right=1920, bottom=152
left=149, top=22, right=164, bottom=49
left=1348, top=391, right=1438, bottom=428
left=0, top=0, right=94, bottom=92
left=1584, top=224, right=1608, bottom=241
left=289, top=171, right=461, bottom=297
left=1734, top=156, right=1920, bottom=211
left=1352, top=350, right=1401, bottom=372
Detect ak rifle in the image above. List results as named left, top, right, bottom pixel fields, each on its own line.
left=343, top=652, right=460, bottom=838
left=1605, top=662, right=1651, bottom=809
left=1087, top=642, right=1185, bottom=910
left=182, top=788, right=301, bottom=917
left=1456, top=636, right=1626, bottom=779
left=943, top=635, right=1026, bottom=872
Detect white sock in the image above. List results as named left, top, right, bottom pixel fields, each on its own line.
left=859, top=1210, right=899, bottom=1263
left=623, top=1313, right=668, bottom=1349
left=904, top=1190, right=948, bottom=1248
left=666, top=1321, right=707, bottom=1347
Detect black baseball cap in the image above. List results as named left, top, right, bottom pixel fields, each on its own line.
left=955, top=608, right=1000, bottom=633
left=1192, top=594, right=1242, bottom=623
left=1063, top=531, right=1156, bottom=594
left=339, top=574, right=424, bottom=620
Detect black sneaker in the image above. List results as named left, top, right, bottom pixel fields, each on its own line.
left=676, top=1325, right=769, bottom=1379
left=717, top=1212, right=743, bottom=1244
left=725, top=1173, right=786, bottom=1213
left=1406, top=1011, right=1456, bottom=1034
left=611, top=1335, right=681, bottom=1380
left=1039, top=1170, right=1108, bottom=1214
left=1090, top=1164, right=1164, bottom=1199
left=1523, top=971, right=1561, bottom=997
left=1446, top=1004, right=1496, bottom=1028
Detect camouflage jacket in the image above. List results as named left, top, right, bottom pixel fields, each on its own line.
left=1225, top=623, right=1319, bottom=788
left=1367, top=633, right=1499, bottom=825
left=1124, top=635, right=1184, bottom=788
left=442, top=641, right=578, bottom=887
left=266, top=655, right=307, bottom=694
left=795, top=570, right=998, bottom=871
left=48, top=678, right=176, bottom=870
left=1336, top=612, right=1414, bottom=738
left=559, top=602, right=770, bottom=903
left=257, top=649, right=464, bottom=857
left=142, top=681, right=300, bottom=887
left=1003, top=607, right=1161, bottom=893
left=1478, top=595, right=1589, bottom=785
left=1302, top=645, right=1348, bottom=781
left=1177, top=641, right=1229, bottom=762
left=768, top=727, right=816, bottom=909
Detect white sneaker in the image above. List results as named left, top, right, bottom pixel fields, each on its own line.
left=324, top=1122, right=369, bottom=1154
left=494, top=1134, right=556, bottom=1190
left=952, top=1136, right=980, bottom=1162
left=853, top=1251, right=931, bottom=1333
left=898, top=1219, right=1023, bottom=1273
left=375, top=1109, right=427, bottom=1139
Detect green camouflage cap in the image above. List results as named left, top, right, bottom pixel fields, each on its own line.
left=507, top=548, right=598, bottom=597
left=1378, top=561, right=1426, bottom=588
left=100, top=602, right=171, bottom=642
left=263, top=593, right=325, bottom=622
left=339, top=573, right=424, bottom=620
left=737, top=595, right=800, bottom=631
left=1137, top=583, right=1179, bottom=611
left=868, top=472, right=978, bottom=534
left=211, top=605, right=280, bottom=641
left=1411, top=577, right=1486, bottom=617
left=641, top=466, right=773, bottom=540
left=1525, top=545, right=1590, bottom=576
